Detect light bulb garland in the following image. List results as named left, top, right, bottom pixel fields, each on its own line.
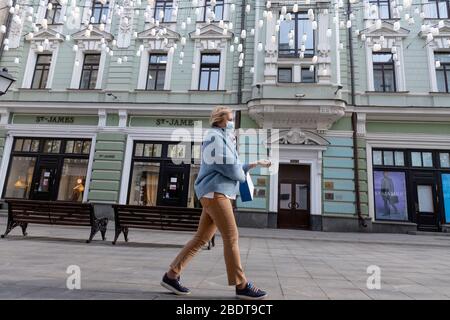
left=0, top=0, right=447, bottom=72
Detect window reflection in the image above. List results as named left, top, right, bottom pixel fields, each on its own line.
left=57, top=158, right=89, bottom=201
left=4, top=156, right=36, bottom=199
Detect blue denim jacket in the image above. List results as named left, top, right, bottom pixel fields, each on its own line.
left=194, top=127, right=250, bottom=199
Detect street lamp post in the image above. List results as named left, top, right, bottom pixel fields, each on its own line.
left=0, top=68, right=15, bottom=96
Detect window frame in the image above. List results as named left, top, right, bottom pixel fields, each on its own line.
left=203, top=0, right=225, bottom=22
left=435, top=52, right=450, bottom=93
left=44, top=0, right=63, bottom=24
left=277, top=68, right=293, bottom=83
left=369, top=0, right=392, bottom=19
left=198, top=53, right=221, bottom=91
left=31, top=53, right=52, bottom=89
left=428, top=0, right=450, bottom=19
left=373, top=52, right=397, bottom=92
left=146, top=53, right=168, bottom=91
left=91, top=0, right=109, bottom=24
left=278, top=11, right=315, bottom=58
left=154, top=0, right=174, bottom=22
left=79, top=53, right=101, bottom=90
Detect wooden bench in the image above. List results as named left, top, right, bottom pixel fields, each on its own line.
left=112, top=204, right=215, bottom=249
left=1, top=199, right=109, bottom=243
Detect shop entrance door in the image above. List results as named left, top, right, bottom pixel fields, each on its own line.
left=411, top=172, right=440, bottom=231
left=277, top=164, right=311, bottom=229
left=157, top=165, right=189, bottom=207
left=30, top=157, right=60, bottom=201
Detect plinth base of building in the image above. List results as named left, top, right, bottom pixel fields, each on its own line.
left=321, top=215, right=372, bottom=233
left=372, top=220, right=417, bottom=234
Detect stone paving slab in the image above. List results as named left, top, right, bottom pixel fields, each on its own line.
left=1, top=216, right=450, bottom=300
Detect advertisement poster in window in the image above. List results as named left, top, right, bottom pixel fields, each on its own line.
left=374, top=171, right=408, bottom=221
left=442, top=174, right=450, bottom=223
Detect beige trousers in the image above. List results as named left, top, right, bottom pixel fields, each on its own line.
left=169, top=193, right=247, bottom=286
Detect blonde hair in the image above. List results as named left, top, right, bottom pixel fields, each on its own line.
left=209, top=106, right=232, bottom=127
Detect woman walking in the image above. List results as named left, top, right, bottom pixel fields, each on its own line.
left=161, top=106, right=271, bottom=300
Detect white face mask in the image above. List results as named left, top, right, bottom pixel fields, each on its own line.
left=226, top=120, right=235, bottom=130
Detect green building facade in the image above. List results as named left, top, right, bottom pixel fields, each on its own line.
left=0, top=0, right=449, bottom=232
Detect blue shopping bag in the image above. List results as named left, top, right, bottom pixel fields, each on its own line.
left=239, top=172, right=254, bottom=202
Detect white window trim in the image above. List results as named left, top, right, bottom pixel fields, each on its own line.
left=196, top=0, right=229, bottom=22
left=70, top=49, right=107, bottom=89
left=147, top=0, right=179, bottom=24
left=137, top=50, right=173, bottom=90
left=191, top=44, right=227, bottom=91
left=365, top=40, right=406, bottom=92
left=82, top=0, right=115, bottom=32
left=425, top=45, right=450, bottom=92
left=22, top=41, right=60, bottom=89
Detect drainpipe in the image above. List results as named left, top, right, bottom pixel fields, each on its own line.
left=347, top=0, right=367, bottom=228
left=0, top=0, right=16, bottom=63
left=237, top=0, right=247, bottom=106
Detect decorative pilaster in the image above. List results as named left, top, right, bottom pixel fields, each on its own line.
left=117, top=0, right=134, bottom=48
left=317, top=9, right=331, bottom=84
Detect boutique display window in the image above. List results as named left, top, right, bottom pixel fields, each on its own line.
left=2, top=137, right=92, bottom=202
left=127, top=141, right=201, bottom=208
left=372, top=148, right=450, bottom=231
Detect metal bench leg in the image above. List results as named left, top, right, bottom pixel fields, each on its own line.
left=98, top=218, right=108, bottom=241
left=1, top=219, right=19, bottom=238
left=20, top=222, right=28, bottom=236
left=123, top=227, right=129, bottom=242
left=112, top=226, right=122, bottom=245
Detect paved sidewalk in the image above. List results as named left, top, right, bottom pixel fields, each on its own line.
left=1, top=216, right=450, bottom=300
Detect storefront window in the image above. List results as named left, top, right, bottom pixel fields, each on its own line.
left=43, top=139, right=61, bottom=153
left=4, top=156, right=36, bottom=199
left=373, top=150, right=404, bottom=166
left=373, top=170, right=409, bottom=221
left=442, top=174, right=450, bottom=223
left=440, top=152, right=450, bottom=168
left=134, top=143, right=162, bottom=157
left=3, top=137, right=92, bottom=201
left=188, top=164, right=201, bottom=208
left=411, top=151, right=433, bottom=167
left=57, top=158, right=89, bottom=201
left=129, top=162, right=160, bottom=206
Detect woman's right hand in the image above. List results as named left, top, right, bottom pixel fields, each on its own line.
left=256, top=159, right=272, bottom=168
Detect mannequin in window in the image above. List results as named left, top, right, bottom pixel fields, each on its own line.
left=71, top=178, right=85, bottom=201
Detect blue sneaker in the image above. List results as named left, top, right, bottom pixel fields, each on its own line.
left=160, top=273, right=191, bottom=295
left=236, top=282, right=268, bottom=300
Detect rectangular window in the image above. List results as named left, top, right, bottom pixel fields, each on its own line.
left=373, top=53, right=396, bottom=92
left=372, top=150, right=404, bottom=167
left=3, top=156, right=36, bottom=199
left=45, top=0, right=62, bottom=24
left=369, top=0, right=391, bottom=19
left=279, top=12, right=314, bottom=58
left=128, top=162, right=160, bottom=206
left=435, top=52, right=450, bottom=93
left=43, top=139, right=61, bottom=153
left=199, top=53, right=220, bottom=91
left=440, top=152, right=450, bottom=168
left=278, top=68, right=292, bottom=83
left=57, top=158, right=89, bottom=201
left=203, top=0, right=224, bottom=21
left=154, top=0, right=173, bottom=22
left=301, top=67, right=315, bottom=83
left=373, top=170, right=409, bottom=221
left=146, top=54, right=167, bottom=90
left=428, top=0, right=449, bottom=19
left=79, top=53, right=101, bottom=89
left=31, top=54, right=52, bottom=89
left=442, top=173, right=450, bottom=223
left=91, top=0, right=109, bottom=24
left=411, top=151, right=434, bottom=167
left=65, top=140, right=91, bottom=154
